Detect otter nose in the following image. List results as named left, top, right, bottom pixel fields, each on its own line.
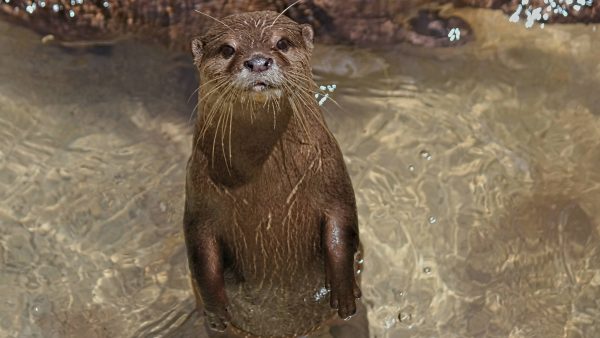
left=243, top=56, right=273, bottom=72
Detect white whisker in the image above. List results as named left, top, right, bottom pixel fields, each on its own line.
left=270, top=0, right=303, bottom=28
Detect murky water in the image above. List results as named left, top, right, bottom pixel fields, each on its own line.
left=1, top=8, right=600, bottom=338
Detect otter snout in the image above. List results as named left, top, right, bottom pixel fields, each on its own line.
left=243, top=55, right=273, bottom=73
left=235, top=53, right=283, bottom=94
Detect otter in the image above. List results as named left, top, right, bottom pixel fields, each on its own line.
left=183, top=10, right=361, bottom=337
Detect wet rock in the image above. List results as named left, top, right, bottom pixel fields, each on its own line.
left=0, top=0, right=466, bottom=48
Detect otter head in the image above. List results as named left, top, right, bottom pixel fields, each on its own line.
left=191, top=11, right=314, bottom=103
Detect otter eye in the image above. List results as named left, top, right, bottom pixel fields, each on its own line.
left=276, top=39, right=290, bottom=52
left=220, top=45, right=235, bottom=59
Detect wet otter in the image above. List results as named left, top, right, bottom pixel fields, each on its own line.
left=183, top=10, right=361, bottom=337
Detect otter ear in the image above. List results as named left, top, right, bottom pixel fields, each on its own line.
left=191, top=38, right=203, bottom=63
left=300, top=24, right=314, bottom=51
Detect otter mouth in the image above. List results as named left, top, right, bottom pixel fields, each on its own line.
left=251, top=81, right=271, bottom=92
left=234, top=75, right=282, bottom=99
left=243, top=82, right=283, bottom=102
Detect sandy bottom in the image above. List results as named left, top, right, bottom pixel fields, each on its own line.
left=1, top=9, right=599, bottom=338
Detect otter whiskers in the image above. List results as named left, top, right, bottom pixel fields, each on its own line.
left=194, top=9, right=235, bottom=32
left=270, top=0, right=304, bottom=28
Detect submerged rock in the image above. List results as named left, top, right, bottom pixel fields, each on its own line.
left=0, top=0, right=473, bottom=49
left=2, top=1, right=598, bottom=50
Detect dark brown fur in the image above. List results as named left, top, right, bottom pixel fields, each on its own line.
left=183, top=11, right=360, bottom=337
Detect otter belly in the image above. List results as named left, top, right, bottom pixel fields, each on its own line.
left=226, top=269, right=334, bottom=336
left=221, top=203, right=333, bottom=336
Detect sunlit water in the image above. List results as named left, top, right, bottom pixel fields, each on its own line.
left=1, top=8, right=600, bottom=338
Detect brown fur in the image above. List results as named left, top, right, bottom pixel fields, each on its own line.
left=183, top=11, right=360, bottom=337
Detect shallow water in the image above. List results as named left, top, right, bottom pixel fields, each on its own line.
left=1, top=8, right=600, bottom=338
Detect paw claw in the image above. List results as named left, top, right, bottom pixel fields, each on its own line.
left=329, top=281, right=360, bottom=319
left=326, top=260, right=361, bottom=319
left=204, top=307, right=230, bottom=332
left=337, top=301, right=357, bottom=319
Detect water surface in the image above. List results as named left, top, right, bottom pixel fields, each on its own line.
left=1, top=8, right=600, bottom=338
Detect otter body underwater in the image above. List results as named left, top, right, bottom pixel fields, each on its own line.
left=183, top=10, right=361, bottom=337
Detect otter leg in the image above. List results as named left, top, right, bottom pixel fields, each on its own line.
left=184, top=219, right=230, bottom=332
left=322, top=211, right=361, bottom=319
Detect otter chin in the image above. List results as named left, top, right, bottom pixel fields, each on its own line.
left=184, top=10, right=362, bottom=337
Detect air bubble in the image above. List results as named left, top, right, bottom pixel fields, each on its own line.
left=29, top=296, right=50, bottom=317
left=398, top=312, right=412, bottom=322
left=448, top=28, right=461, bottom=41
left=408, top=164, right=415, bottom=172
left=423, top=266, right=432, bottom=274
left=25, top=5, right=35, bottom=14
left=428, top=216, right=437, bottom=224
left=313, top=287, right=329, bottom=301
left=393, top=289, right=405, bottom=299
left=419, top=150, right=432, bottom=160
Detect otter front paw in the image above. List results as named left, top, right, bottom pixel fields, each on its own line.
left=327, top=275, right=361, bottom=319
left=204, top=306, right=231, bottom=332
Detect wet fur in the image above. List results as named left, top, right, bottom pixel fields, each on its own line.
left=184, top=11, right=360, bottom=337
